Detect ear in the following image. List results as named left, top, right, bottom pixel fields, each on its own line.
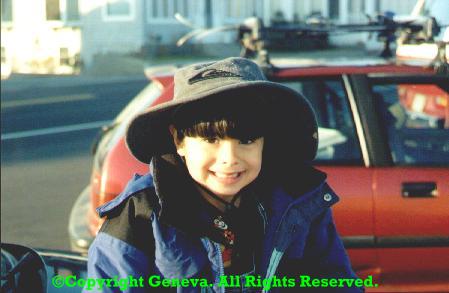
left=169, top=125, right=186, bottom=157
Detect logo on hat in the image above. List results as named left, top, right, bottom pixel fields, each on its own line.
left=188, top=69, right=242, bottom=85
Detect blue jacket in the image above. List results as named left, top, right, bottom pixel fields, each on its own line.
left=86, top=157, right=362, bottom=293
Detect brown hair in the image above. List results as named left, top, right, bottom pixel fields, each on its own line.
left=171, top=92, right=268, bottom=143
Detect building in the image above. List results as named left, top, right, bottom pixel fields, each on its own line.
left=1, top=0, right=81, bottom=75
left=1, top=0, right=419, bottom=75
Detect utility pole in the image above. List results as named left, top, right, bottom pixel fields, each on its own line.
left=205, top=0, right=212, bottom=28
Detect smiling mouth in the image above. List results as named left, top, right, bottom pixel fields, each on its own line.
left=210, top=171, right=244, bottom=180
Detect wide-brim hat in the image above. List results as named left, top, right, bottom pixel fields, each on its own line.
left=126, top=57, right=318, bottom=164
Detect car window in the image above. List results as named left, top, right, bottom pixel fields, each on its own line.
left=373, top=83, right=449, bottom=166
left=281, top=79, right=362, bottom=165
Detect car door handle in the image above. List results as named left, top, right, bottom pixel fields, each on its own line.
left=402, top=182, right=437, bottom=198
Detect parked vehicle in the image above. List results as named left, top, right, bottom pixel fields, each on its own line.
left=69, top=15, right=449, bottom=292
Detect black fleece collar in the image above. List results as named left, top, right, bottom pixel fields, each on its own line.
left=151, top=154, right=207, bottom=236
left=150, top=154, right=327, bottom=235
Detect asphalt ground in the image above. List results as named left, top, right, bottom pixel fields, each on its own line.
left=1, top=76, right=148, bottom=250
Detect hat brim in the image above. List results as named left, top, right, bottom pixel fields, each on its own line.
left=126, top=81, right=318, bottom=164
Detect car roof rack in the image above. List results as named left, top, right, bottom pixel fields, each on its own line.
left=175, top=13, right=448, bottom=74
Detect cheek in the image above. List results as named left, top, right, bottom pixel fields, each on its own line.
left=254, top=157, right=263, bottom=174
left=256, top=148, right=265, bottom=172
left=248, top=149, right=264, bottom=173
left=184, top=149, right=212, bottom=175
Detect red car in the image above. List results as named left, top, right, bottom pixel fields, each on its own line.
left=69, top=55, right=449, bottom=292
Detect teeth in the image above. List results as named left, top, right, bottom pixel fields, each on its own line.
left=214, top=172, right=239, bottom=178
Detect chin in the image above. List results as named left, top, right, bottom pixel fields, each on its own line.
left=211, top=187, right=240, bottom=197
left=212, top=189, right=238, bottom=197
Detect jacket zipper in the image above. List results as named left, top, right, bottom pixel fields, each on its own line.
left=264, top=185, right=327, bottom=282
left=256, top=202, right=268, bottom=234
left=206, top=239, right=225, bottom=293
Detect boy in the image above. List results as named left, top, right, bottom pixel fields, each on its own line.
left=86, top=57, right=362, bottom=292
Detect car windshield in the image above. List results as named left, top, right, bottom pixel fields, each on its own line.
left=2, top=1, right=449, bottom=293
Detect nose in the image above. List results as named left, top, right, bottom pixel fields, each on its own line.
left=216, top=140, right=239, bottom=166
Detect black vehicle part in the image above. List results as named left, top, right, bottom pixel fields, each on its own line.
left=344, top=74, right=392, bottom=167
left=1, top=243, right=47, bottom=293
left=402, top=182, right=437, bottom=197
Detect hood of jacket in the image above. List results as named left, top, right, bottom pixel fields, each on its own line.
left=149, top=153, right=329, bottom=237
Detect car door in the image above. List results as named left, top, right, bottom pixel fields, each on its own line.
left=278, top=76, right=378, bottom=280
left=368, top=75, right=449, bottom=291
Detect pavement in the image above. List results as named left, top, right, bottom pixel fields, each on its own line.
left=1, top=73, right=148, bottom=95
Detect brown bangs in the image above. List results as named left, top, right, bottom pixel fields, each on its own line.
left=179, top=118, right=265, bottom=141
left=171, top=92, right=269, bottom=142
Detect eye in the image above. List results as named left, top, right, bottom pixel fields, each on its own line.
left=203, top=137, right=218, bottom=144
left=239, top=138, right=255, bottom=145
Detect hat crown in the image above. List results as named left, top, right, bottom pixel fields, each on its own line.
left=174, top=57, right=267, bottom=101
left=126, top=57, right=318, bottom=164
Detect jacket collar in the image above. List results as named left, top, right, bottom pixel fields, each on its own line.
left=151, top=154, right=208, bottom=236
left=150, top=154, right=334, bottom=235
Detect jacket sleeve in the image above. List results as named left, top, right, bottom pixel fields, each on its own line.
left=84, top=189, right=159, bottom=293
left=284, top=208, right=364, bottom=292
left=85, top=232, right=152, bottom=293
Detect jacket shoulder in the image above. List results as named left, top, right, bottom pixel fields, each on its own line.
left=95, top=173, right=158, bottom=256
left=96, top=172, right=156, bottom=217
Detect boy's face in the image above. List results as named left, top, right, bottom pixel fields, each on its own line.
left=174, top=134, right=264, bottom=198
